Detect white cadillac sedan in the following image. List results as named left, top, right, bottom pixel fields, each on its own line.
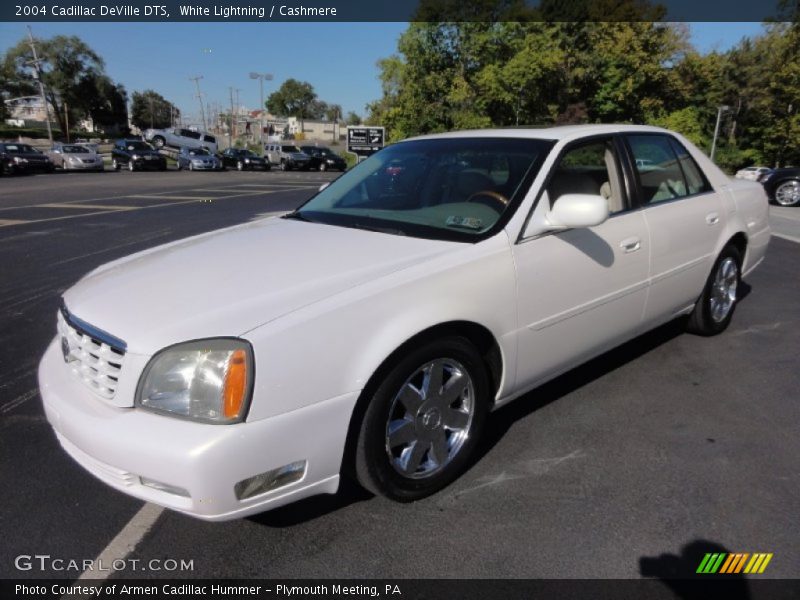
left=39, top=125, right=770, bottom=521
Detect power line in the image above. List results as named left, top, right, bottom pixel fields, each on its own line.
left=189, top=75, right=207, bottom=131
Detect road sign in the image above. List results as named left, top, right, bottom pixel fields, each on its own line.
left=347, top=126, right=385, bottom=158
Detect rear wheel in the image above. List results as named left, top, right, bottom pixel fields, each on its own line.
left=687, top=245, right=741, bottom=336
left=280, top=160, right=289, bottom=171
left=237, top=161, right=244, bottom=171
left=355, top=337, right=489, bottom=501
left=774, top=180, right=800, bottom=207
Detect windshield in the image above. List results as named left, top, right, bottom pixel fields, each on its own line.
left=61, top=145, right=89, bottom=153
left=5, top=144, right=35, bottom=153
left=293, top=137, right=553, bottom=242
left=282, top=146, right=302, bottom=153
left=188, top=148, right=211, bottom=156
left=126, top=141, right=152, bottom=151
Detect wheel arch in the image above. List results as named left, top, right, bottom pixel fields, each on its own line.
left=339, top=320, right=504, bottom=480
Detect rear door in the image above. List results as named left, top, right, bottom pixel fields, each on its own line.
left=623, top=133, right=723, bottom=324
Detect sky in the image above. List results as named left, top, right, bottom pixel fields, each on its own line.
left=0, top=21, right=766, bottom=125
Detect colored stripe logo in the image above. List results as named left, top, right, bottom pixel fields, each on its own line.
left=697, top=553, right=773, bottom=574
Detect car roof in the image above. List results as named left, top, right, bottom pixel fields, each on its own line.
left=404, top=123, right=673, bottom=143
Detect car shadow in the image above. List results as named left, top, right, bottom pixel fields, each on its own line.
left=640, top=539, right=752, bottom=599
left=473, top=317, right=688, bottom=464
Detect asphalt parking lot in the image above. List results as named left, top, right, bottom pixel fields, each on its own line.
left=1, top=170, right=798, bottom=584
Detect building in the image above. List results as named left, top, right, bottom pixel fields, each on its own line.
left=287, top=117, right=346, bottom=142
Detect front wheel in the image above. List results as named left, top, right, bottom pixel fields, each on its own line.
left=237, top=161, right=244, bottom=171
left=319, top=162, right=327, bottom=172
left=774, top=180, right=800, bottom=207
left=355, top=337, right=489, bottom=501
left=687, top=245, right=741, bottom=336
left=112, top=158, right=120, bottom=171
left=127, top=160, right=135, bottom=172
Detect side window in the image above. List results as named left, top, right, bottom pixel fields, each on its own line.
left=547, top=138, right=626, bottom=214
left=628, top=135, right=689, bottom=204
left=668, top=138, right=712, bottom=195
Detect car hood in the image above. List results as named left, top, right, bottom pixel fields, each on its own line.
left=63, top=217, right=458, bottom=354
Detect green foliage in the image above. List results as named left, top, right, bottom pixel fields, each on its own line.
left=130, top=90, right=178, bottom=131
left=266, top=79, right=321, bottom=125
left=345, top=111, right=362, bottom=126
left=1, top=34, right=128, bottom=135
left=367, top=6, right=800, bottom=167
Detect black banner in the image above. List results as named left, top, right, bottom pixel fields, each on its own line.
left=3, top=579, right=800, bottom=600
left=1, top=0, right=796, bottom=23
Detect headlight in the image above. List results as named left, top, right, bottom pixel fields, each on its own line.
left=14, top=156, right=27, bottom=164
left=244, top=158, right=251, bottom=163
left=132, top=154, right=141, bottom=160
left=136, top=338, right=254, bottom=424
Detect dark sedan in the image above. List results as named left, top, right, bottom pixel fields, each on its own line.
left=219, top=148, right=270, bottom=171
left=111, top=139, right=167, bottom=172
left=761, top=167, right=800, bottom=207
left=300, top=145, right=347, bottom=172
left=0, top=142, right=55, bottom=175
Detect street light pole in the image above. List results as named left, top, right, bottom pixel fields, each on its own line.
left=710, top=105, right=730, bottom=163
left=249, top=72, right=273, bottom=148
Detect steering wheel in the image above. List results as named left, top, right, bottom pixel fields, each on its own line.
left=466, top=190, right=509, bottom=211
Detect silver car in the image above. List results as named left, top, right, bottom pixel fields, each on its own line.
left=145, top=127, right=218, bottom=153
left=47, top=143, right=104, bottom=171
left=264, top=143, right=312, bottom=171
left=176, top=147, right=222, bottom=171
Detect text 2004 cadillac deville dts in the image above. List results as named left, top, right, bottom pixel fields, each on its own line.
left=39, top=125, right=770, bottom=520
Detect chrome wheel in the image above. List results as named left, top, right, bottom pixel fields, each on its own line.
left=775, top=180, right=800, bottom=207
left=709, top=257, right=738, bottom=323
left=385, top=358, right=474, bottom=479
left=237, top=161, right=243, bottom=171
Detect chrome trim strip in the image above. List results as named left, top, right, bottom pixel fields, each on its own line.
left=60, top=301, right=127, bottom=353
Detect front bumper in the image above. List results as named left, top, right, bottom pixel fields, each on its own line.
left=133, top=158, right=166, bottom=170
left=65, top=160, right=104, bottom=171
left=38, top=338, right=358, bottom=521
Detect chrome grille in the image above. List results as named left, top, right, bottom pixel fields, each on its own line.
left=57, top=308, right=126, bottom=400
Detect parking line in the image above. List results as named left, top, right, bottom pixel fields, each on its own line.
left=772, top=232, right=800, bottom=244
left=40, top=203, right=137, bottom=211
left=129, top=195, right=212, bottom=201
left=76, top=503, right=164, bottom=582
left=0, top=219, right=30, bottom=227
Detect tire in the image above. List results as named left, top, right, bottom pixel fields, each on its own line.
left=128, top=160, right=135, bottom=172
left=176, top=161, right=182, bottom=171
left=280, top=160, right=289, bottom=171
left=152, top=136, right=166, bottom=149
left=189, top=162, right=194, bottom=171
left=319, top=162, right=327, bottom=172
left=237, top=161, right=243, bottom=171
left=112, top=159, right=120, bottom=171
left=354, top=336, right=490, bottom=501
left=687, top=245, right=742, bottom=336
left=774, top=180, right=800, bottom=207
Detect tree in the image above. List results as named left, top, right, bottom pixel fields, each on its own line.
left=130, top=90, right=178, bottom=130
left=345, top=111, right=362, bottom=126
left=0, top=34, right=126, bottom=135
left=266, top=79, right=319, bottom=130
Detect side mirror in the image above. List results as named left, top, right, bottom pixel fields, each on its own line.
left=545, top=194, right=609, bottom=230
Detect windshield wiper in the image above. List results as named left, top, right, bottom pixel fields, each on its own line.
left=282, top=211, right=313, bottom=222
left=348, top=222, right=408, bottom=237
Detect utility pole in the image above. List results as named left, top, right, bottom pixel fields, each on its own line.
left=26, top=26, right=53, bottom=144
left=710, top=105, right=730, bottom=163
left=189, top=75, right=207, bottom=131
left=229, top=86, right=236, bottom=146
left=249, top=72, right=273, bottom=148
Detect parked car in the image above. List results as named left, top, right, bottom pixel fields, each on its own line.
left=735, top=166, right=772, bottom=181
left=300, top=145, right=347, bottom=172
left=760, top=167, right=800, bottom=207
left=144, top=127, right=218, bottom=153
left=264, top=143, right=312, bottom=170
left=39, top=125, right=770, bottom=521
left=176, top=147, right=223, bottom=171
left=219, top=148, right=270, bottom=171
left=47, top=143, right=104, bottom=172
left=0, top=142, right=54, bottom=175
left=74, top=140, right=100, bottom=153
left=111, top=139, right=167, bottom=171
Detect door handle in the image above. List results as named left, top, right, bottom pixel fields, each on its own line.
left=706, top=212, right=720, bottom=225
left=619, top=237, right=641, bottom=253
